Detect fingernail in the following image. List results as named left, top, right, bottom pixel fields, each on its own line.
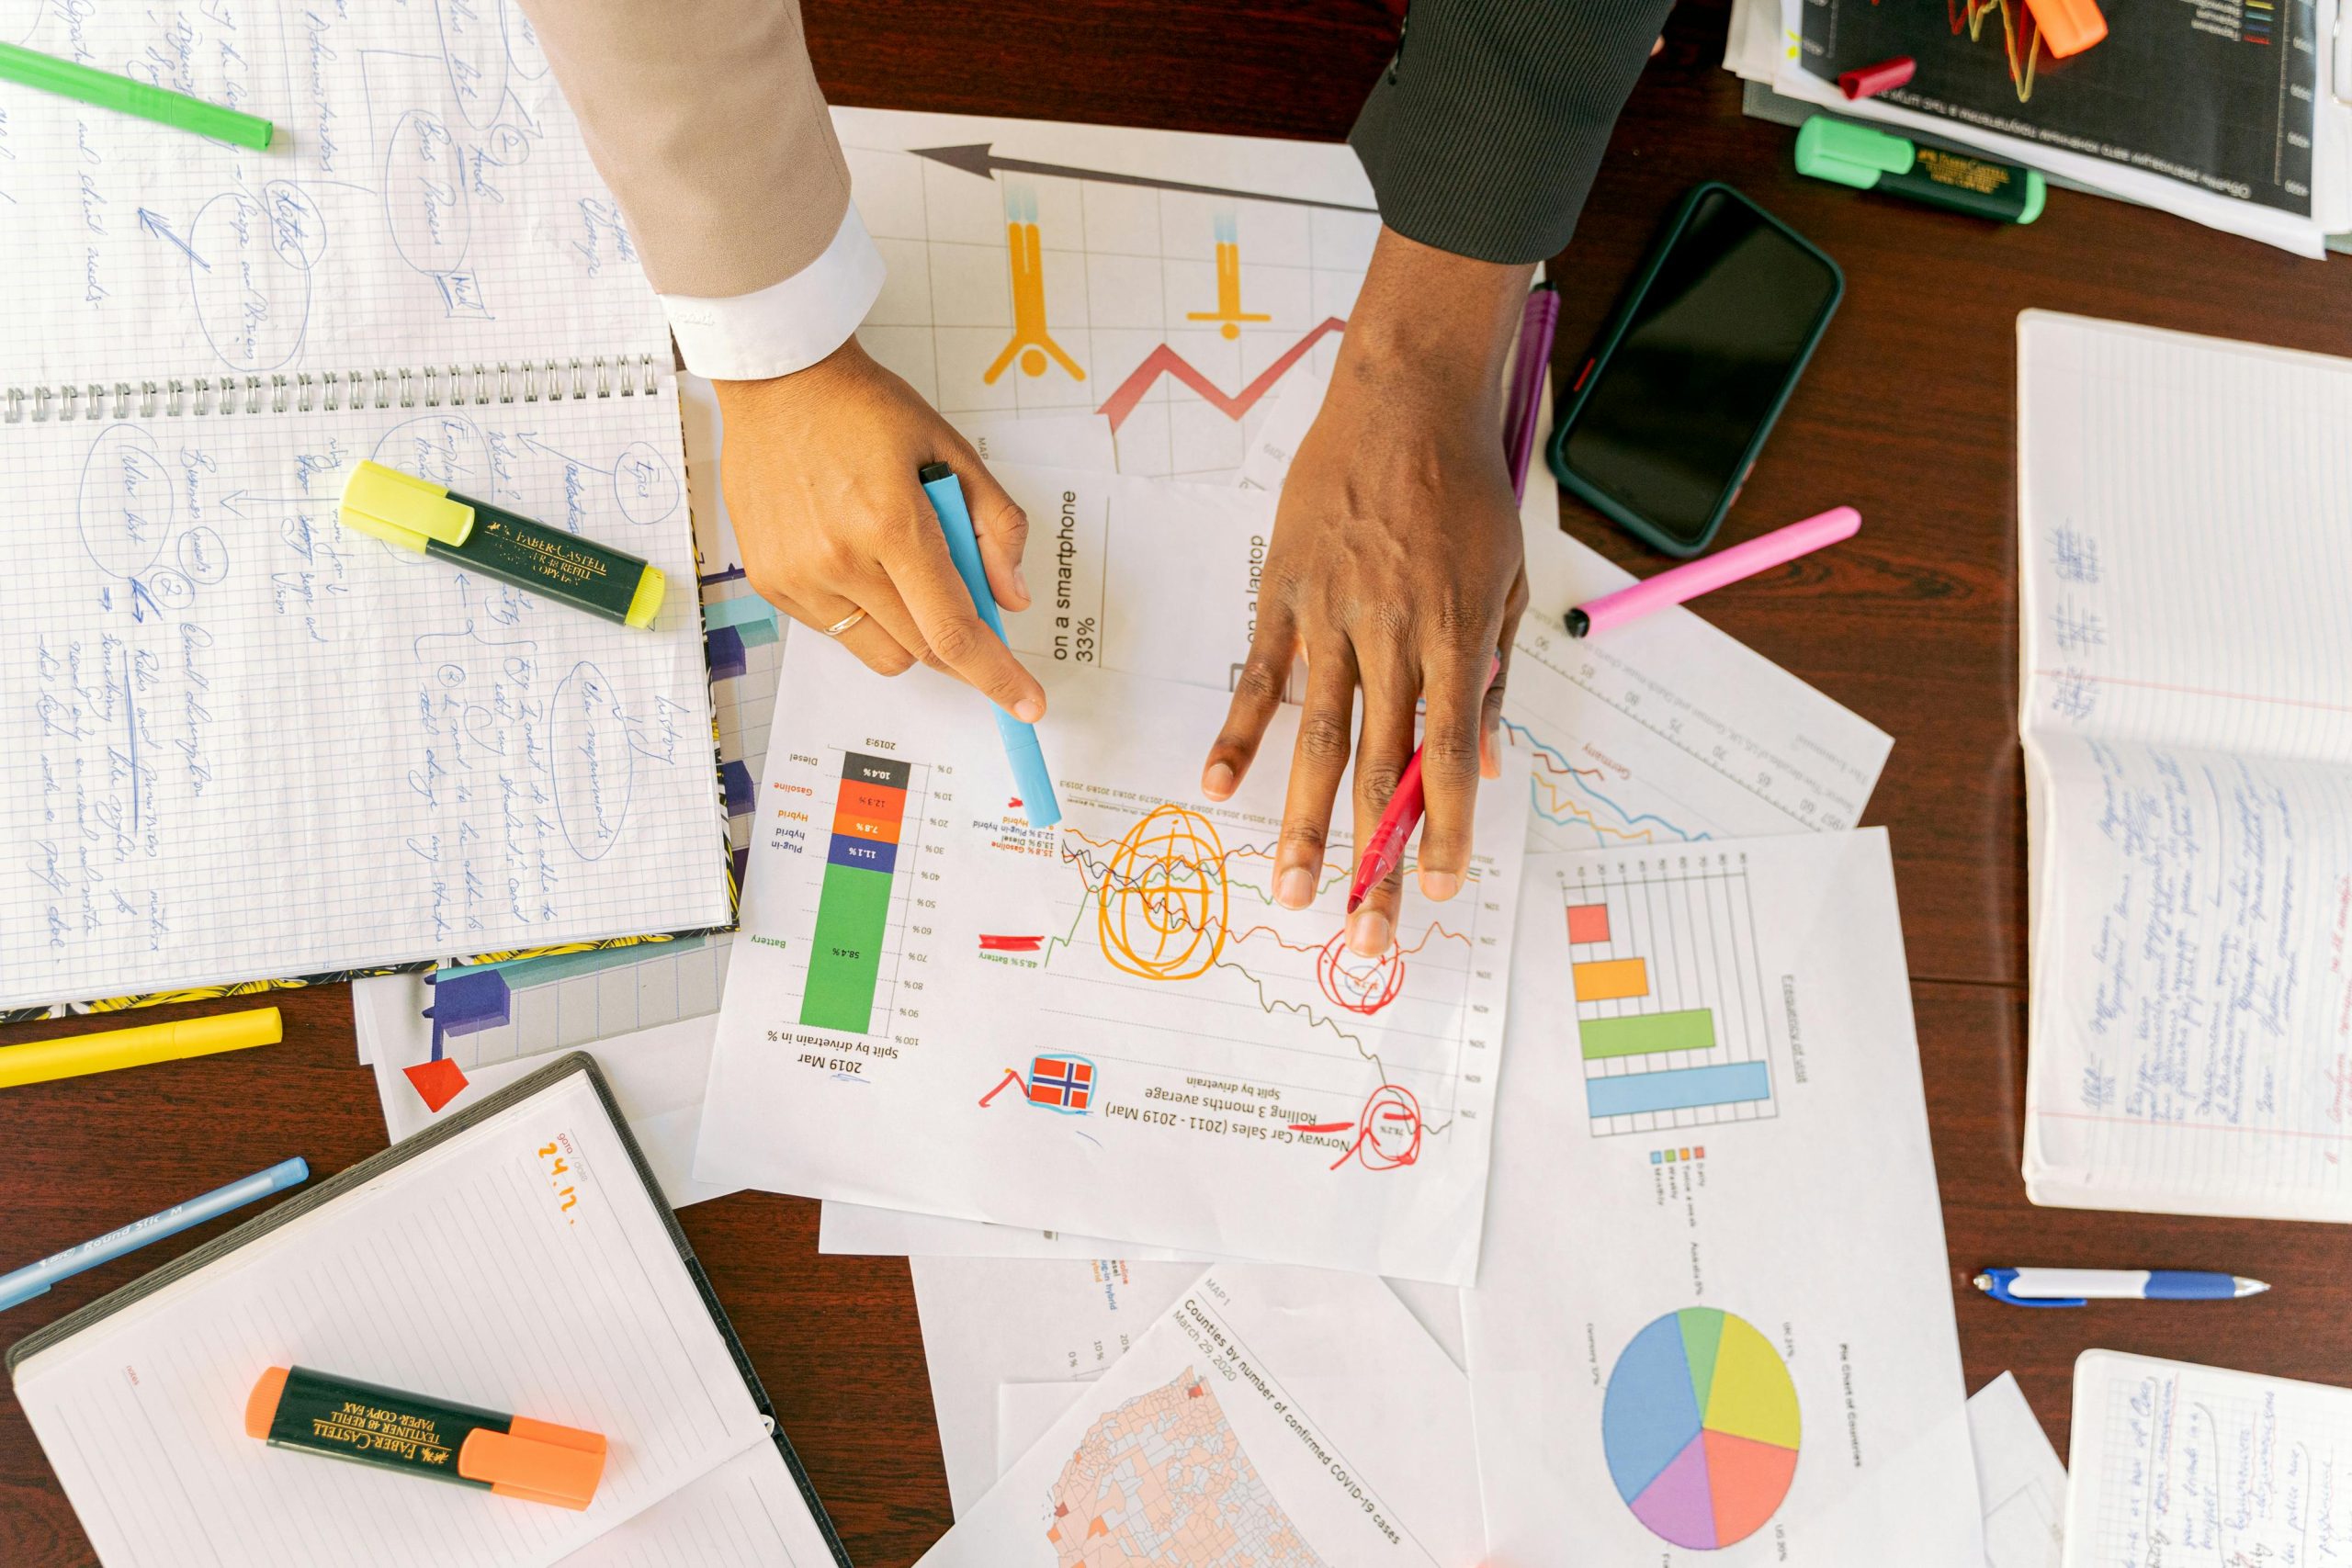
left=1203, top=761, right=1236, bottom=799
left=1349, top=908, right=1393, bottom=956
left=1015, top=696, right=1044, bottom=723
left=1012, top=566, right=1032, bottom=603
left=1420, top=870, right=1460, bottom=901
left=1277, top=867, right=1316, bottom=909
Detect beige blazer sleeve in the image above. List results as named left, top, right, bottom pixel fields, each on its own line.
left=514, top=0, right=849, bottom=299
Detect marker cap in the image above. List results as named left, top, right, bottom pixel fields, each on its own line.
left=1793, top=117, right=1914, bottom=189
left=1838, top=55, right=1916, bottom=100
left=458, top=1417, right=609, bottom=1509
left=340, top=461, right=476, bottom=554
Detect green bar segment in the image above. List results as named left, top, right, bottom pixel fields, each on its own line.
left=1579, top=1009, right=1716, bottom=1061
left=800, top=864, right=895, bottom=1032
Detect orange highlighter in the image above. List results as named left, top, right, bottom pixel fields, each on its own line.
left=2023, top=0, right=2105, bottom=56
left=247, top=1365, right=607, bottom=1509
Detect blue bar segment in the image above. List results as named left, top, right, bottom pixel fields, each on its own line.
left=828, top=836, right=899, bottom=874
left=1588, top=1062, right=1771, bottom=1118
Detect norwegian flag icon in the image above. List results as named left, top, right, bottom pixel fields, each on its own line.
left=1027, top=1055, right=1095, bottom=1114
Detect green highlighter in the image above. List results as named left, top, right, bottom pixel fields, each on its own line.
left=1795, top=117, right=2044, bottom=225
left=0, top=41, right=274, bottom=149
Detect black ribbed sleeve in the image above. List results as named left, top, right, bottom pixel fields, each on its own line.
left=1349, top=0, right=1676, bottom=264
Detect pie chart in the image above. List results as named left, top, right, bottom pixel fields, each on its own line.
left=1601, top=1308, right=1801, bottom=1550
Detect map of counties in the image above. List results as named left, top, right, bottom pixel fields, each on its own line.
left=1044, top=1366, right=1331, bottom=1568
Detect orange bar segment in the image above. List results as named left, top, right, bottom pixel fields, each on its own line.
left=1574, top=957, right=1649, bottom=1003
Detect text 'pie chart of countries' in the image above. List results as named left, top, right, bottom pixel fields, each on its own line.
left=1601, top=1308, right=1801, bottom=1551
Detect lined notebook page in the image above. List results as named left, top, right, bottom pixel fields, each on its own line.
left=0, top=389, right=728, bottom=1009
left=2, top=3, right=669, bottom=385
left=9, top=1069, right=775, bottom=1568
left=2019, top=311, right=2352, bottom=762
left=558, top=1445, right=841, bottom=1568
left=2018, top=313, right=2352, bottom=1218
left=2066, top=1351, right=2352, bottom=1566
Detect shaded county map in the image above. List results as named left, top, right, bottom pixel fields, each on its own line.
left=1044, top=1366, right=1331, bottom=1567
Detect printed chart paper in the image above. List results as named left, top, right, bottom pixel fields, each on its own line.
left=1465, top=833, right=1979, bottom=1564
left=911, top=1267, right=1482, bottom=1568
left=695, top=637, right=1529, bottom=1281
left=1970, top=1373, right=2064, bottom=1568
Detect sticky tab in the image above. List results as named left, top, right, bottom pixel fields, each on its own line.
left=1838, top=55, right=1916, bottom=99
left=340, top=461, right=476, bottom=553
left=2023, top=0, right=2105, bottom=55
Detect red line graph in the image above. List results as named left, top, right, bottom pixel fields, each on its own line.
left=1095, top=317, right=1346, bottom=433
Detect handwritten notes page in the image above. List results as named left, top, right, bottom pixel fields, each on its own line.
left=5, top=2, right=668, bottom=385
left=2018, top=314, right=2352, bottom=1219
left=0, top=390, right=727, bottom=1009
left=8, top=1068, right=777, bottom=1568
left=2064, top=1351, right=2352, bottom=1568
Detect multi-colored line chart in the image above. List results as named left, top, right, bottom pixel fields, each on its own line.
left=1022, top=797, right=1501, bottom=1170
left=1559, top=853, right=1778, bottom=1138
left=1603, top=1309, right=1801, bottom=1551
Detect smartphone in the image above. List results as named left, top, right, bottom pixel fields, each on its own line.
left=1548, top=184, right=1843, bottom=558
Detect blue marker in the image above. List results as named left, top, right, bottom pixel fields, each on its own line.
left=0, top=1156, right=310, bottom=1312
left=1973, top=1267, right=2268, bottom=1308
left=920, top=461, right=1060, bottom=828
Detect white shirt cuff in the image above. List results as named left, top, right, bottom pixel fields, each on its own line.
left=658, top=204, right=886, bottom=381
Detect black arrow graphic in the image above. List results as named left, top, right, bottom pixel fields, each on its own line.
left=909, top=143, right=1375, bottom=214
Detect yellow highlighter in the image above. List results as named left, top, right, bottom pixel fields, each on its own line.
left=0, top=1007, right=283, bottom=1089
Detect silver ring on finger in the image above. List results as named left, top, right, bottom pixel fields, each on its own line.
left=820, top=608, right=868, bottom=637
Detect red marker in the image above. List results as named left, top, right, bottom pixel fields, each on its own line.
left=1838, top=56, right=1916, bottom=99
left=1346, top=654, right=1502, bottom=914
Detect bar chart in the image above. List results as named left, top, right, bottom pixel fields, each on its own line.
left=1559, top=854, right=1778, bottom=1137
left=801, top=752, right=922, bottom=1033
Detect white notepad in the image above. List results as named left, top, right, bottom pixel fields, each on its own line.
left=2065, top=1350, right=2352, bottom=1566
left=2018, top=312, right=2352, bottom=1220
left=6, top=1058, right=842, bottom=1568
left=0, top=0, right=722, bottom=1011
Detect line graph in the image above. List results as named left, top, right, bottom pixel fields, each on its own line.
left=1948, top=0, right=2048, bottom=103
left=1095, top=318, right=1346, bottom=433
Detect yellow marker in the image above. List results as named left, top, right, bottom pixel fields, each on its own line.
left=0, top=1007, right=283, bottom=1089
left=341, top=462, right=666, bottom=627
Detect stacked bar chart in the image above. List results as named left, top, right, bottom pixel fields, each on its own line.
left=1560, top=856, right=1777, bottom=1136
left=800, top=752, right=919, bottom=1033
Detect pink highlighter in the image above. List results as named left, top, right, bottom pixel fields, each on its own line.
left=1567, top=505, right=1860, bottom=637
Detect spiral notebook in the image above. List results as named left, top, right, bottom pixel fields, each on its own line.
left=0, top=2, right=729, bottom=1012
left=8, top=1054, right=848, bottom=1568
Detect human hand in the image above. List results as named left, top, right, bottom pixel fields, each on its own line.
left=1201, top=227, right=1532, bottom=957
left=716, top=338, right=1046, bottom=722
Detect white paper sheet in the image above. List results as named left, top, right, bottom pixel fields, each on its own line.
left=820, top=1203, right=1202, bottom=1263
left=550, top=1443, right=842, bottom=1568
left=911, top=1266, right=1483, bottom=1568
left=10, top=1069, right=775, bottom=1568
left=1969, top=1373, right=2064, bottom=1568
left=910, top=1257, right=1202, bottom=1517
left=997, top=1382, right=1089, bottom=1482
left=2065, top=1350, right=2352, bottom=1566
left=6, top=4, right=670, bottom=385
left=695, top=642, right=1528, bottom=1282
left=834, top=107, right=1379, bottom=483
left=2, top=390, right=729, bottom=1010
left=1465, top=832, right=1979, bottom=1564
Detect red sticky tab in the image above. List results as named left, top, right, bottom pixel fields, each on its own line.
left=1838, top=55, right=1916, bottom=99
left=403, top=1057, right=470, bottom=1113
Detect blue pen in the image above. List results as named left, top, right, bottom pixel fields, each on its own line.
left=1973, top=1267, right=2269, bottom=1308
left=0, top=1156, right=310, bottom=1312
left=919, top=460, right=1060, bottom=829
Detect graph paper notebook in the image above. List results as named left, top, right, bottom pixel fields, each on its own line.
left=2018, top=312, right=2352, bottom=1221
left=6, top=1055, right=848, bottom=1568
left=0, top=4, right=729, bottom=1012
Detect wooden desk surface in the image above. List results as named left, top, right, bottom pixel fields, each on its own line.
left=6, top=3, right=2350, bottom=1562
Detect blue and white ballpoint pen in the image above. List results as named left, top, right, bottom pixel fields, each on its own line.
left=0, top=1156, right=310, bottom=1312
left=1973, top=1267, right=2268, bottom=1308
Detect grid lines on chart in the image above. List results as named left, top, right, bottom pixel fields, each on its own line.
left=1559, top=855, right=1778, bottom=1138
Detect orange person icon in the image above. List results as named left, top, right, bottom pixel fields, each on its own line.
left=1184, top=213, right=1272, bottom=341
left=983, top=185, right=1085, bottom=385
